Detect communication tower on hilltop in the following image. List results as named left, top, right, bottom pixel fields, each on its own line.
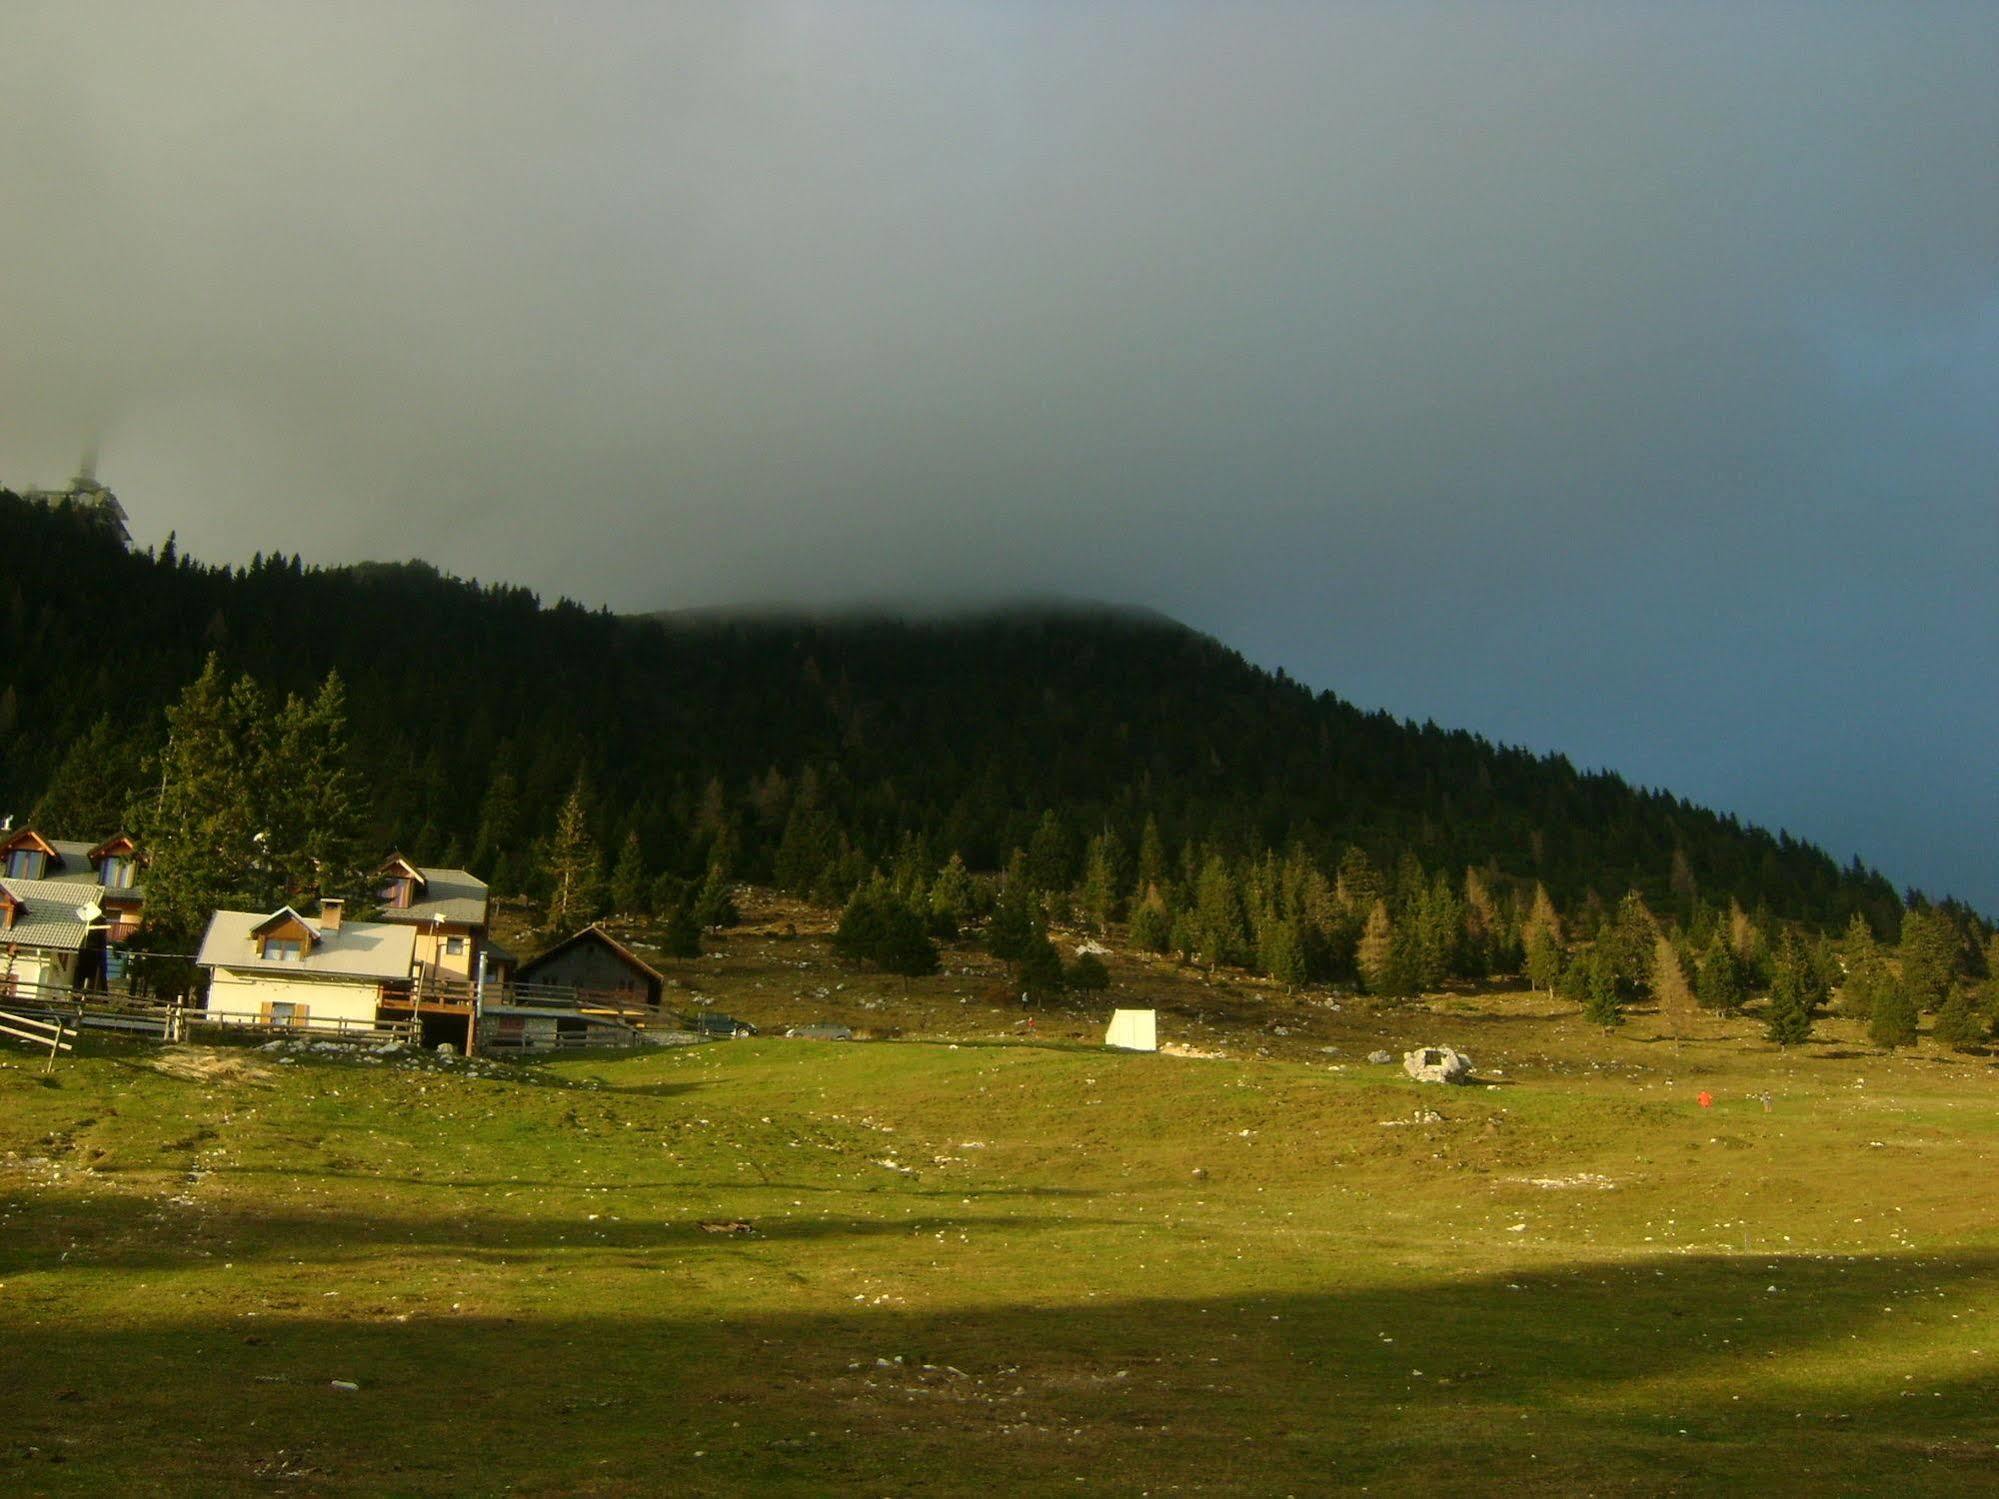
left=20, top=441, right=130, bottom=549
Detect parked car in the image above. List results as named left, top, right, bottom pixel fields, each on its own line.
left=686, top=1011, right=757, bottom=1038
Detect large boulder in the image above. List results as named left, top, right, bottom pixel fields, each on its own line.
left=1403, top=1045, right=1472, bottom=1084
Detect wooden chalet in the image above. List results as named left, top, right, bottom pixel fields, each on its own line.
left=0, top=827, right=146, bottom=996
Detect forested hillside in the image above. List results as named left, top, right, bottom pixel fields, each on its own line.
left=0, top=490, right=1929, bottom=951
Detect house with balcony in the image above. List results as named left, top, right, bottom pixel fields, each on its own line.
left=194, top=899, right=417, bottom=1038
left=0, top=827, right=145, bottom=940
left=0, top=827, right=145, bottom=994
left=373, top=854, right=499, bottom=982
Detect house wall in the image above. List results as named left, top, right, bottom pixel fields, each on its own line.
left=0, top=949, right=77, bottom=998
left=204, top=969, right=386, bottom=1030
left=519, top=942, right=660, bottom=1004
left=411, top=925, right=478, bottom=979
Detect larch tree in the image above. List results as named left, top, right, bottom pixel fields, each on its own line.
left=540, top=775, right=604, bottom=933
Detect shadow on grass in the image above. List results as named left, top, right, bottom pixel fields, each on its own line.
left=0, top=1190, right=1114, bottom=1275
left=5, top=1248, right=1998, bottom=1495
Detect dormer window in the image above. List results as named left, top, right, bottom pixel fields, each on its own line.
left=3, top=848, right=47, bottom=880
left=99, top=856, right=134, bottom=890
left=379, top=877, right=414, bottom=909
left=260, top=938, right=303, bottom=962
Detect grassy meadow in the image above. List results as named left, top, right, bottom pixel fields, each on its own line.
left=4, top=897, right=1998, bottom=1495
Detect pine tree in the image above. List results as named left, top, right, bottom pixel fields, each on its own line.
left=540, top=775, right=604, bottom=933
left=610, top=831, right=649, bottom=915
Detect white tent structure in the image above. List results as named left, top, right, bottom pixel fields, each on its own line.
left=1104, top=1009, right=1157, bottom=1052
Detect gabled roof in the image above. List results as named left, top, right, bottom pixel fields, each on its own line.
left=0, top=830, right=146, bottom=899
left=0, top=829, right=58, bottom=860
left=196, top=909, right=418, bottom=982
left=518, top=924, right=668, bottom=987
left=373, top=865, right=490, bottom=928
left=87, top=833, right=139, bottom=863
left=0, top=877, right=98, bottom=952
left=377, top=855, right=429, bottom=890
left=249, top=906, right=320, bottom=943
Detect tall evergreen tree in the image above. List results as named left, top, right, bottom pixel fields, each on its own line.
left=263, top=671, right=366, bottom=907
left=1764, top=935, right=1817, bottom=1046
left=540, top=775, right=604, bottom=933
left=127, top=655, right=267, bottom=948
left=1866, top=980, right=1919, bottom=1050
left=28, top=714, right=149, bottom=837
left=1194, top=854, right=1249, bottom=969
left=610, top=831, right=649, bottom=915
left=1696, top=937, right=1745, bottom=1014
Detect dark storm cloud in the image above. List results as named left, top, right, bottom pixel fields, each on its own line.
left=3, top=4, right=1995, bottom=904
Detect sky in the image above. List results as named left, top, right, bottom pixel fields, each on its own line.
left=3, top=3, right=1995, bottom=908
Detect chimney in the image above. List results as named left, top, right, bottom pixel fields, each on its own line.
left=320, top=898, right=344, bottom=932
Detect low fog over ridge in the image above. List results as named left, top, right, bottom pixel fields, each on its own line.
left=3, top=4, right=1994, bottom=906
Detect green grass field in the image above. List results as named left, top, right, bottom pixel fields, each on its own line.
left=5, top=905, right=1998, bottom=1494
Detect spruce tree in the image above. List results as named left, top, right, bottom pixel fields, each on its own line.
left=693, top=863, right=739, bottom=928
left=264, top=672, right=366, bottom=907
left=1128, top=889, right=1172, bottom=954
left=1866, top=980, right=1919, bottom=1050
left=1259, top=918, right=1309, bottom=990
left=659, top=899, right=703, bottom=959
left=1194, top=854, right=1248, bottom=969
left=29, top=714, right=148, bottom=837
left=1581, top=947, right=1624, bottom=1029
left=128, top=655, right=265, bottom=948
left=610, top=832, right=649, bottom=915
left=928, top=853, right=971, bottom=938
left=1933, top=985, right=1987, bottom=1053
left=1524, top=925, right=1564, bottom=998
left=540, top=776, right=604, bottom=933
left=1764, top=936, right=1816, bottom=1047
left=1897, top=907, right=1957, bottom=1012
left=1696, top=938, right=1745, bottom=1014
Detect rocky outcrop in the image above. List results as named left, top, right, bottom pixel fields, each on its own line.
left=1402, top=1045, right=1471, bottom=1084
